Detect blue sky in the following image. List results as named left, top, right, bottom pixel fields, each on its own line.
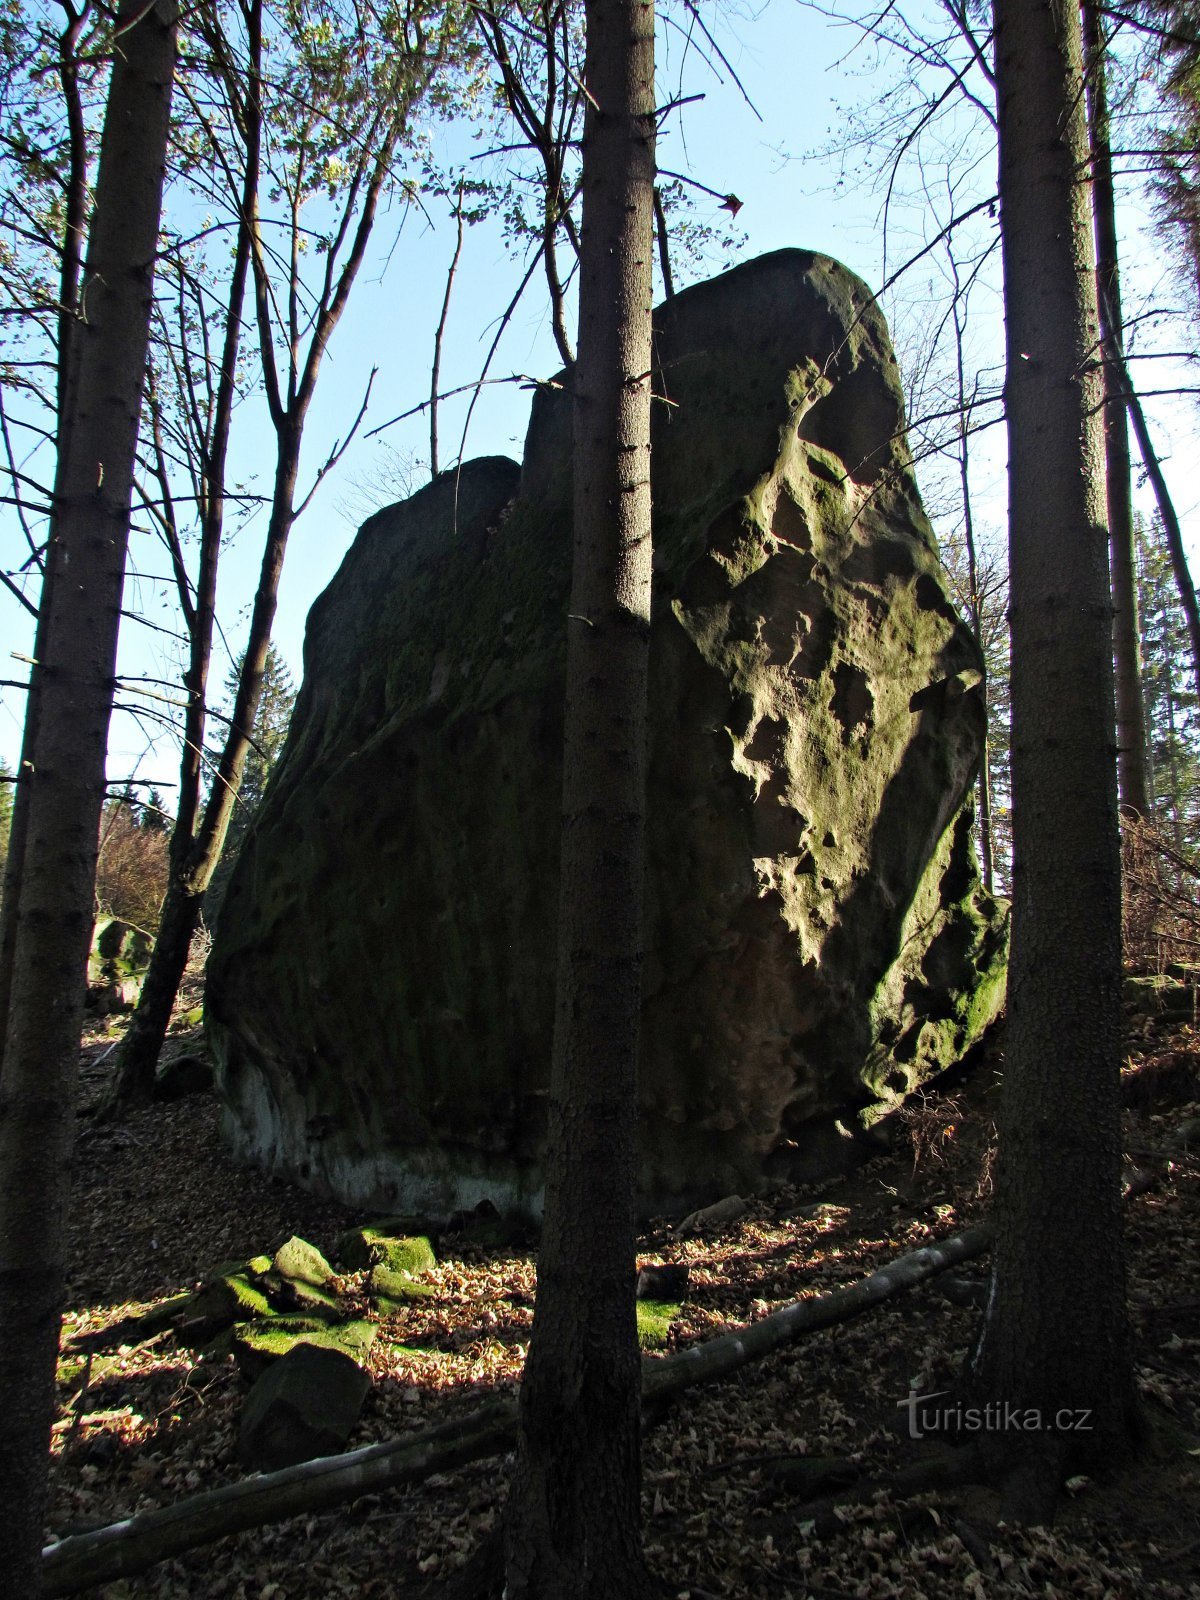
left=2, top=0, right=1197, bottom=793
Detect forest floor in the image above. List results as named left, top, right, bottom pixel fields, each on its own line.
left=48, top=988, right=1199, bottom=1600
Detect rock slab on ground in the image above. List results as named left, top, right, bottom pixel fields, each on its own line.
left=238, top=1342, right=371, bottom=1471
left=207, top=247, right=1008, bottom=1216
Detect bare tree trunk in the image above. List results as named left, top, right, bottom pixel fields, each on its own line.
left=0, top=4, right=177, bottom=1589
left=0, top=8, right=93, bottom=1060
left=1120, top=377, right=1200, bottom=705
left=109, top=433, right=302, bottom=1107
left=949, top=277, right=995, bottom=892
left=109, top=12, right=399, bottom=1108
left=502, top=0, right=658, bottom=1593
left=971, top=0, right=1138, bottom=1513
left=1084, top=1, right=1150, bottom=820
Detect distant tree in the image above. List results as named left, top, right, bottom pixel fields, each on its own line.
left=0, top=763, right=12, bottom=905
left=938, top=522, right=1011, bottom=891
left=204, top=643, right=296, bottom=920
left=1139, top=516, right=1200, bottom=852
left=1086, top=0, right=1151, bottom=820
left=95, top=795, right=171, bottom=934
left=1140, top=0, right=1200, bottom=319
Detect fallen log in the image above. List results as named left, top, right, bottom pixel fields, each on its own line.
left=42, top=1221, right=994, bottom=1595
left=642, top=1221, right=994, bottom=1404
left=42, top=1403, right=518, bottom=1597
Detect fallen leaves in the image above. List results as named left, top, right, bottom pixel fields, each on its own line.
left=47, top=1017, right=1200, bottom=1598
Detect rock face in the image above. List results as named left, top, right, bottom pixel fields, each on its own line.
left=206, top=248, right=1007, bottom=1216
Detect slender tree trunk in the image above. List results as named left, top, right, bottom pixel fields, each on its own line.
left=0, top=4, right=177, bottom=1589
left=108, top=36, right=394, bottom=1109
left=103, top=7, right=263, bottom=1113
left=110, top=434, right=302, bottom=1107
left=653, top=185, right=674, bottom=298
left=0, top=12, right=92, bottom=1058
left=970, top=0, right=1138, bottom=1512
left=1120, top=378, right=1200, bottom=703
left=502, top=0, right=658, bottom=1594
left=1084, top=1, right=1150, bottom=819
left=950, top=282, right=995, bottom=893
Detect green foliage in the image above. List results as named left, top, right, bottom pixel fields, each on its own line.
left=635, top=1299, right=680, bottom=1350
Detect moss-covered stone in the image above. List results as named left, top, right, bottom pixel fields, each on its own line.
left=207, top=248, right=1007, bottom=1214
left=336, top=1224, right=436, bottom=1276
left=636, top=1300, right=681, bottom=1351
left=367, top=1264, right=437, bottom=1312
left=272, top=1236, right=336, bottom=1287
left=189, top=1270, right=272, bottom=1325
left=231, top=1315, right=377, bottom=1378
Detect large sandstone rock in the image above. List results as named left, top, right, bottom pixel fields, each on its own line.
left=206, top=248, right=1007, bottom=1216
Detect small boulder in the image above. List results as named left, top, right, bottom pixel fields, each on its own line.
left=368, top=1264, right=437, bottom=1312
left=238, top=1343, right=371, bottom=1471
left=152, top=1053, right=214, bottom=1102
left=337, top=1224, right=436, bottom=1278
left=180, top=1268, right=272, bottom=1344
left=636, top=1263, right=690, bottom=1302
left=273, top=1236, right=336, bottom=1287
left=85, top=978, right=139, bottom=1015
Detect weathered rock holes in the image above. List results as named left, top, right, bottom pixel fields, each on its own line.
left=831, top=661, right=874, bottom=741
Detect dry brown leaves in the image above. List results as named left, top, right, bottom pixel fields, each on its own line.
left=50, top=1014, right=1199, bottom=1600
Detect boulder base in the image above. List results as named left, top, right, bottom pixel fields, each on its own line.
left=206, top=248, right=1007, bottom=1216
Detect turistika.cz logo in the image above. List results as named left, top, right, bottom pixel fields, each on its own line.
left=898, top=1384, right=1094, bottom=1440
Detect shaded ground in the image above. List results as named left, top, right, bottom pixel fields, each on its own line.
left=50, top=998, right=1199, bottom=1599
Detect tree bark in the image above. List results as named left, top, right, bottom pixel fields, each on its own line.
left=0, top=9, right=93, bottom=1060
left=970, top=0, right=1138, bottom=1498
left=1084, top=0, right=1150, bottom=820
left=0, top=3, right=177, bottom=1590
left=502, top=0, right=657, bottom=1594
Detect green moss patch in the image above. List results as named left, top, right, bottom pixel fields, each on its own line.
left=232, top=1315, right=377, bottom=1377
left=368, top=1264, right=437, bottom=1312
left=636, top=1299, right=681, bottom=1351
left=338, top=1224, right=436, bottom=1277
left=190, top=1270, right=272, bottom=1324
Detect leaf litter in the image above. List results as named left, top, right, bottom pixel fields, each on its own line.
left=49, top=1011, right=1199, bottom=1598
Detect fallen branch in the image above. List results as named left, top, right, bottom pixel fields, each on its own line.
left=42, top=1222, right=993, bottom=1594
left=642, top=1221, right=995, bottom=1403
left=42, top=1404, right=518, bottom=1597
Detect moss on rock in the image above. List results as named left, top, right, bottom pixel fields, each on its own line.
left=636, top=1300, right=681, bottom=1351
left=232, top=1315, right=377, bottom=1378
left=337, top=1224, right=436, bottom=1276
left=368, top=1264, right=437, bottom=1312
